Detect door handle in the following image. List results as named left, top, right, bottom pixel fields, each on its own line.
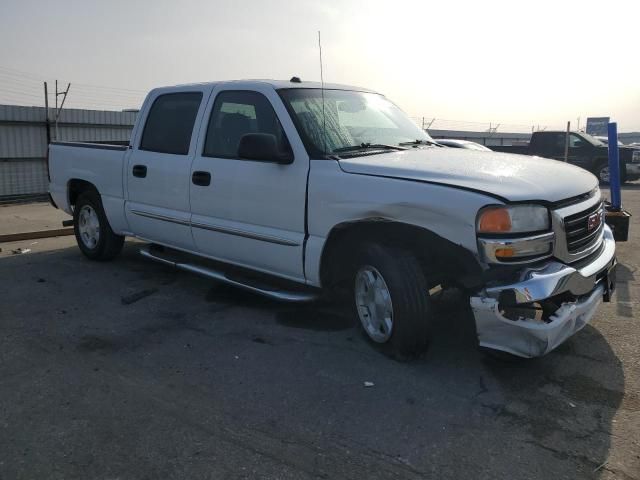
left=192, top=171, right=211, bottom=186
left=132, top=165, right=147, bottom=178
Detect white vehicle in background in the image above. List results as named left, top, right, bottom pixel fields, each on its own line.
left=594, top=135, right=624, bottom=147
left=435, top=139, right=492, bottom=151
left=48, top=79, right=617, bottom=359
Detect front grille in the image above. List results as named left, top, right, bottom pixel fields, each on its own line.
left=563, top=201, right=604, bottom=254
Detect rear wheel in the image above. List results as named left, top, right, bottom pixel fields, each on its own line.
left=351, top=243, right=432, bottom=359
left=73, top=191, right=124, bottom=261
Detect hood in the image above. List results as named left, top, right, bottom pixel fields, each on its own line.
left=338, top=148, right=597, bottom=203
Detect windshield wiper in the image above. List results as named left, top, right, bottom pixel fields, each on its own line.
left=333, top=143, right=408, bottom=153
left=398, top=139, right=441, bottom=147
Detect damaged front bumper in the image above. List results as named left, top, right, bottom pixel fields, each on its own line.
left=470, top=225, right=616, bottom=358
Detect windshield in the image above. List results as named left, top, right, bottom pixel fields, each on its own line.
left=279, top=89, right=433, bottom=157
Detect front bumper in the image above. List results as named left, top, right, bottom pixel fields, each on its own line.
left=626, top=162, right=640, bottom=179
left=470, top=225, right=616, bottom=358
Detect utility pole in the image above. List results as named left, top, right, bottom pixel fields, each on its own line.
left=43, top=82, right=51, bottom=145
left=54, top=81, right=71, bottom=141
left=564, top=121, right=571, bottom=162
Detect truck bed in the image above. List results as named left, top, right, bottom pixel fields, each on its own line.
left=48, top=141, right=129, bottom=233
left=491, top=145, right=530, bottom=155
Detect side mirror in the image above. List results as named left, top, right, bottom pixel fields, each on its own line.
left=237, top=133, right=293, bottom=164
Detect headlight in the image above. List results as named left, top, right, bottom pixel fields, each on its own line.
left=477, top=205, right=550, bottom=234
left=477, top=204, right=553, bottom=263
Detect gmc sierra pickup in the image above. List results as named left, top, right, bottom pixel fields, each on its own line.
left=492, top=130, right=640, bottom=184
left=48, top=79, right=617, bottom=359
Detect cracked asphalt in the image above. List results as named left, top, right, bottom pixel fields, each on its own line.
left=1, top=187, right=639, bottom=479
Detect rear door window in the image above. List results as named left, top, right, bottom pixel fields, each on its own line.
left=139, top=92, right=203, bottom=155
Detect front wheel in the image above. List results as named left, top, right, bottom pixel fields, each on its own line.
left=595, top=161, right=610, bottom=185
left=73, top=191, right=124, bottom=261
left=352, top=243, right=432, bottom=359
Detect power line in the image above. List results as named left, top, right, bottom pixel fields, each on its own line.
left=0, top=87, right=42, bottom=99
left=0, top=65, right=43, bottom=80
left=0, top=65, right=147, bottom=94
left=0, top=75, right=143, bottom=108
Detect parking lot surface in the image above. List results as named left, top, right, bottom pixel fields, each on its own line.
left=1, top=187, right=639, bottom=480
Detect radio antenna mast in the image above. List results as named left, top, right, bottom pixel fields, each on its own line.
left=318, top=30, right=327, bottom=156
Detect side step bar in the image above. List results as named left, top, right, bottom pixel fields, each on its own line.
left=139, top=246, right=319, bottom=303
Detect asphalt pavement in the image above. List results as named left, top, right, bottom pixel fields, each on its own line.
left=0, top=187, right=638, bottom=480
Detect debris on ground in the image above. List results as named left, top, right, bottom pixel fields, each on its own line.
left=11, top=248, right=31, bottom=254
left=364, top=381, right=375, bottom=387
left=593, top=461, right=608, bottom=473
left=121, top=288, right=158, bottom=305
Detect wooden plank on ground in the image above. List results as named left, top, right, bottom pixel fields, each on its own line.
left=0, top=228, right=74, bottom=243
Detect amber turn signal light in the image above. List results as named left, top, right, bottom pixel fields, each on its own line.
left=494, top=247, right=515, bottom=258
left=478, top=208, right=512, bottom=233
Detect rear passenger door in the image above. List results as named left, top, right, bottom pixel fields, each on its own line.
left=536, top=133, right=566, bottom=160
left=188, top=86, right=309, bottom=282
left=125, top=89, right=209, bottom=250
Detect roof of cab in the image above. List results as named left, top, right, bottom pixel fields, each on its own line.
left=155, top=79, right=378, bottom=94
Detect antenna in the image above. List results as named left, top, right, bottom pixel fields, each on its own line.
left=318, top=30, right=327, bottom=156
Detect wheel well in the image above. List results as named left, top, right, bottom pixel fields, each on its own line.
left=593, top=158, right=626, bottom=180
left=319, top=220, right=482, bottom=291
left=68, top=179, right=98, bottom=207
left=594, top=158, right=608, bottom=168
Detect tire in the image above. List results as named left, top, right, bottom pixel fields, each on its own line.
left=351, top=243, right=432, bottom=359
left=594, top=160, right=610, bottom=185
left=73, top=190, right=124, bottom=261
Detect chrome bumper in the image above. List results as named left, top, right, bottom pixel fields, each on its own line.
left=470, top=225, right=616, bottom=358
left=627, top=163, right=640, bottom=177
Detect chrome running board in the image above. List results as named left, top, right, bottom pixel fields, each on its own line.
left=139, top=246, right=318, bottom=303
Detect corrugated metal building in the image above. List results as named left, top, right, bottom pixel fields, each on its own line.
left=0, top=104, right=136, bottom=202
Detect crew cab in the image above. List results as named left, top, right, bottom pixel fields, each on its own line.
left=48, top=79, right=617, bottom=359
left=492, top=130, right=640, bottom=184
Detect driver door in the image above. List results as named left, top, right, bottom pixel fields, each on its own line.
left=188, top=86, right=310, bottom=282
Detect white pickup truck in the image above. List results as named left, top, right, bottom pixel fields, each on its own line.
left=48, top=79, right=617, bottom=359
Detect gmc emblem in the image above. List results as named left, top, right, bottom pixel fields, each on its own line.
left=587, top=212, right=602, bottom=232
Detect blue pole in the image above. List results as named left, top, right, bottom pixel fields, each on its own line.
left=607, top=122, right=622, bottom=210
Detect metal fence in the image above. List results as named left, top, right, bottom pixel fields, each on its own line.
left=0, top=104, right=136, bottom=202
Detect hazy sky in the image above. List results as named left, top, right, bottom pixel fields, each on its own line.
left=1, top=0, right=638, bottom=131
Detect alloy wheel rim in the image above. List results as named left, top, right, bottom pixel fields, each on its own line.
left=355, top=266, right=394, bottom=342
left=78, top=205, right=100, bottom=249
